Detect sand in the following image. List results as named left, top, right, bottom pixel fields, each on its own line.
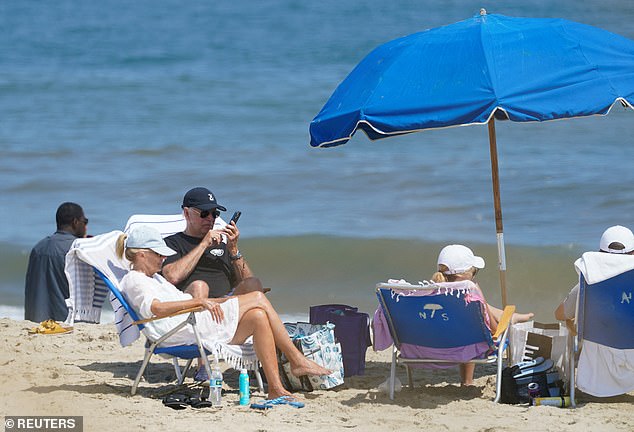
left=1, top=318, right=633, bottom=432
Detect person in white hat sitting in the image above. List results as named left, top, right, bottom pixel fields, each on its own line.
left=555, top=225, right=634, bottom=328
left=431, top=244, right=534, bottom=385
left=117, top=225, right=331, bottom=401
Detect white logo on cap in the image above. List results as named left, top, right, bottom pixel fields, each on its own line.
left=208, top=194, right=214, bottom=202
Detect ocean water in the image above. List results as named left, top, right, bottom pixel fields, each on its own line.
left=1, top=0, right=633, bottom=322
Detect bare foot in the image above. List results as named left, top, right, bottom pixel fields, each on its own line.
left=512, top=312, right=534, bottom=324
left=290, top=359, right=331, bottom=377
left=267, top=387, right=294, bottom=400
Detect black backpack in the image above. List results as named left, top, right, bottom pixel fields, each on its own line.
left=500, top=357, right=564, bottom=404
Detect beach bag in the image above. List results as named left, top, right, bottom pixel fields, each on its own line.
left=500, top=357, right=565, bottom=404
left=510, top=321, right=570, bottom=382
left=309, top=304, right=372, bottom=377
left=278, top=322, right=345, bottom=391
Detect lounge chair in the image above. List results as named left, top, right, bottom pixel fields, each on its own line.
left=123, top=214, right=186, bottom=238
left=65, top=225, right=263, bottom=395
left=568, top=252, right=634, bottom=407
left=375, top=281, right=515, bottom=401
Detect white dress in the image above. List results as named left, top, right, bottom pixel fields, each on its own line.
left=120, top=270, right=240, bottom=354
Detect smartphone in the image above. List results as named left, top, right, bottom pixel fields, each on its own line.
left=230, top=211, right=242, bottom=225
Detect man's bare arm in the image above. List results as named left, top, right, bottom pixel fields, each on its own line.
left=231, top=256, right=254, bottom=284
left=162, top=230, right=223, bottom=285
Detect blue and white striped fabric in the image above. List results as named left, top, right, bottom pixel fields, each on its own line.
left=64, top=230, right=139, bottom=346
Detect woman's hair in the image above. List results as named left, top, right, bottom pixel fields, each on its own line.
left=115, top=233, right=143, bottom=263
left=431, top=264, right=478, bottom=283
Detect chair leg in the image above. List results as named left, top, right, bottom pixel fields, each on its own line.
left=132, top=348, right=154, bottom=396
left=493, top=329, right=509, bottom=403
left=406, top=366, right=413, bottom=389
left=569, top=334, right=577, bottom=408
left=494, top=355, right=503, bottom=403
left=255, top=366, right=265, bottom=393
left=389, top=346, right=397, bottom=400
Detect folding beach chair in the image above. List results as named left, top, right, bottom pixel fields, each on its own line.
left=568, top=252, right=634, bottom=407
left=65, top=228, right=263, bottom=395
left=375, top=282, right=515, bottom=401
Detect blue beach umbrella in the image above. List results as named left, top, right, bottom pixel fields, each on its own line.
left=309, top=10, right=634, bottom=305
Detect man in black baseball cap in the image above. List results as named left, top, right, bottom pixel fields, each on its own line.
left=181, top=187, right=227, bottom=212
left=162, top=187, right=264, bottom=299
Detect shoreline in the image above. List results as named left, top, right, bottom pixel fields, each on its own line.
left=2, top=318, right=633, bottom=431
left=1, top=236, right=585, bottom=323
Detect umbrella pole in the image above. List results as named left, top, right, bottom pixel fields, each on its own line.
left=487, top=117, right=508, bottom=307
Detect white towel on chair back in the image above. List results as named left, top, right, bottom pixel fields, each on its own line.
left=575, top=252, right=634, bottom=397
left=64, top=230, right=140, bottom=346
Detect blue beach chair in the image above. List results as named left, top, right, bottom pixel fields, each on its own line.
left=65, top=227, right=263, bottom=396
left=95, top=267, right=264, bottom=395
left=568, top=268, right=634, bottom=407
left=376, top=282, right=515, bottom=401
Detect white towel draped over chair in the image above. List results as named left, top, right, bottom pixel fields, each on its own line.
left=63, top=215, right=263, bottom=395
left=569, top=252, right=634, bottom=403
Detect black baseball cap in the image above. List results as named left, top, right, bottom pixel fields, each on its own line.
left=181, top=187, right=227, bottom=212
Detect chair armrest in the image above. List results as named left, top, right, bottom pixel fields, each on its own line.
left=492, top=305, right=516, bottom=340
left=133, top=306, right=204, bottom=325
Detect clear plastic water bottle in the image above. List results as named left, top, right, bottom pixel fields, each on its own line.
left=239, top=369, right=250, bottom=406
left=210, top=366, right=223, bottom=407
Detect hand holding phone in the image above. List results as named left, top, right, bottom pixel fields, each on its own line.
left=230, top=211, right=242, bottom=225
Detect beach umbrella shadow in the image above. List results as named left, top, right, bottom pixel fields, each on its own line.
left=309, top=9, right=634, bottom=305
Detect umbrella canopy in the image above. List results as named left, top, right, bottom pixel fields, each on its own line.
left=310, top=11, right=634, bottom=148
left=309, top=11, right=634, bottom=305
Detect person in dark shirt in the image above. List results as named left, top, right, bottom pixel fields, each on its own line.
left=24, top=202, right=88, bottom=322
left=162, top=187, right=265, bottom=298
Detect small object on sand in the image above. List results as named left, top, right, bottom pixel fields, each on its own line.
left=28, top=319, right=73, bottom=335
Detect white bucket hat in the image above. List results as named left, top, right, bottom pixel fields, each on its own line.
left=599, top=225, right=634, bottom=254
left=126, top=225, right=176, bottom=257
left=437, top=244, right=485, bottom=275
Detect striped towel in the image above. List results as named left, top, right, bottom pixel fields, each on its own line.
left=64, top=230, right=140, bottom=346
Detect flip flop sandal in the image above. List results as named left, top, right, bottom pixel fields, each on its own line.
left=250, top=395, right=305, bottom=410
left=513, top=358, right=554, bottom=379
left=187, top=396, right=213, bottom=409
left=28, top=319, right=73, bottom=335
left=162, top=393, right=189, bottom=410
left=514, top=356, right=545, bottom=370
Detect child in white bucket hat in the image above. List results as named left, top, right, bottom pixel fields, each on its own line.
left=431, top=244, right=534, bottom=386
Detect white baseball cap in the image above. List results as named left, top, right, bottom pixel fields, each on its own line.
left=126, top=225, right=176, bottom=257
left=599, top=225, right=634, bottom=254
left=437, top=244, right=485, bottom=275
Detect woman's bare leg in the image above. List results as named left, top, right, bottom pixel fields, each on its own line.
left=230, top=307, right=292, bottom=400
left=232, top=291, right=330, bottom=377
left=487, top=304, right=534, bottom=324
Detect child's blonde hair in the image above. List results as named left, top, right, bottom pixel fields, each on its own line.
left=431, top=264, right=478, bottom=283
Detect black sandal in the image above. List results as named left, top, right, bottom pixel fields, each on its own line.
left=187, top=396, right=213, bottom=409
left=162, top=393, right=188, bottom=410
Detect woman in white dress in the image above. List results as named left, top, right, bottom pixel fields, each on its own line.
left=117, top=225, right=329, bottom=400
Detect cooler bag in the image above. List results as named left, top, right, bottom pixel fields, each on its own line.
left=309, top=304, right=371, bottom=377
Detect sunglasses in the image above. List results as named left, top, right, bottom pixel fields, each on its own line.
left=190, top=208, right=220, bottom=219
